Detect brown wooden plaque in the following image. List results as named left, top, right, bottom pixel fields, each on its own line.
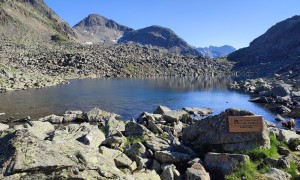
left=228, top=116, right=263, bottom=133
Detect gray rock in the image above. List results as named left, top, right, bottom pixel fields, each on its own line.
left=160, top=164, right=180, bottom=180
left=27, top=121, right=55, bottom=140
left=145, top=136, right=170, bottom=152
left=39, top=114, right=63, bottom=124
left=101, top=136, right=125, bottom=148
left=185, top=163, right=210, bottom=180
left=114, top=153, right=136, bottom=170
left=276, top=105, right=291, bottom=114
left=124, top=142, right=147, bottom=160
left=150, top=159, right=161, bottom=172
left=204, top=152, right=250, bottom=175
left=275, top=114, right=285, bottom=121
left=278, top=146, right=290, bottom=155
left=182, top=109, right=270, bottom=152
left=163, top=110, right=190, bottom=123
left=278, top=129, right=300, bottom=142
left=147, top=120, right=164, bottom=134
left=125, top=122, right=154, bottom=137
left=63, top=110, right=83, bottom=122
left=187, top=158, right=204, bottom=167
left=137, top=112, right=162, bottom=124
left=0, top=123, right=9, bottom=131
left=84, top=107, right=121, bottom=122
left=135, top=156, right=152, bottom=170
left=105, top=118, right=125, bottom=137
left=271, top=85, right=291, bottom=97
left=182, top=107, right=213, bottom=116
left=82, top=126, right=105, bottom=149
left=264, top=168, right=291, bottom=180
left=153, top=105, right=172, bottom=114
left=155, top=151, right=191, bottom=163
left=292, top=91, right=300, bottom=97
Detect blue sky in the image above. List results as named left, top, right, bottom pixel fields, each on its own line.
left=45, top=0, right=300, bottom=49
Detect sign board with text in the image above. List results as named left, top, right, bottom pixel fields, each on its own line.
left=228, top=116, right=263, bottom=133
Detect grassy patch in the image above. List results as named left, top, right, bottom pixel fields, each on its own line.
left=124, top=136, right=147, bottom=147
left=227, top=135, right=300, bottom=179
left=51, top=34, right=67, bottom=42
left=243, top=135, right=279, bottom=161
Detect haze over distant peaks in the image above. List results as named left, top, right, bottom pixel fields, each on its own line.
left=196, top=45, right=236, bottom=58
left=73, top=14, right=133, bottom=45
left=118, top=25, right=201, bottom=56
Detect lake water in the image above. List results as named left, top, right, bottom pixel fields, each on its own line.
left=0, top=77, right=282, bottom=125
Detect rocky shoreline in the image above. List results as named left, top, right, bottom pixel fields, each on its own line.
left=0, top=41, right=233, bottom=93
left=0, top=106, right=299, bottom=179
left=229, top=76, right=300, bottom=119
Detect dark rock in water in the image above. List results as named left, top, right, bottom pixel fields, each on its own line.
left=182, top=108, right=270, bottom=153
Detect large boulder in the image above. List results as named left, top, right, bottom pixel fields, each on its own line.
left=27, top=121, right=55, bottom=140
left=145, top=136, right=170, bottom=152
left=105, top=118, right=125, bottom=137
left=124, top=142, right=148, bottom=160
left=182, top=109, right=270, bottom=152
left=204, top=152, right=250, bottom=175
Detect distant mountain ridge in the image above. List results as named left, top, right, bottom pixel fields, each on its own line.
left=73, top=14, right=133, bottom=44
left=0, top=0, right=76, bottom=43
left=118, top=25, right=201, bottom=56
left=73, top=14, right=201, bottom=56
left=228, top=15, right=300, bottom=76
left=196, top=45, right=236, bottom=58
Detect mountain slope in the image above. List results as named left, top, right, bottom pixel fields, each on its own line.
left=228, top=16, right=300, bottom=76
left=73, top=14, right=133, bottom=44
left=196, top=45, right=236, bottom=58
left=118, top=25, right=201, bottom=56
left=0, top=0, right=76, bottom=43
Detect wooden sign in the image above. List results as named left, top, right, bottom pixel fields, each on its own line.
left=228, top=116, right=263, bottom=133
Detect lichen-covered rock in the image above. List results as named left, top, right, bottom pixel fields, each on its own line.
left=204, top=152, right=250, bottom=175
left=160, top=164, right=180, bottom=180
left=82, top=125, right=105, bottom=149
left=27, top=121, right=55, bottom=140
left=182, top=108, right=270, bottom=152
left=84, top=107, right=121, bottom=122
left=278, top=129, right=300, bottom=142
left=39, top=114, right=63, bottom=124
left=105, top=118, right=125, bottom=137
left=145, top=136, right=170, bottom=152
left=124, top=142, right=148, bottom=160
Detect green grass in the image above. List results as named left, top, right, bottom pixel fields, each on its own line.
left=51, top=34, right=68, bottom=42
left=226, top=135, right=300, bottom=180
left=124, top=136, right=147, bottom=147
left=243, top=135, right=279, bottom=161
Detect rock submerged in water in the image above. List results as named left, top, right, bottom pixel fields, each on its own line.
left=182, top=108, right=270, bottom=152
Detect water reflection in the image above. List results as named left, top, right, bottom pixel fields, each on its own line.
left=0, top=77, right=275, bottom=125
